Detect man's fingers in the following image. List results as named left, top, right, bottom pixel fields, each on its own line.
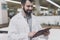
left=43, top=30, right=50, bottom=36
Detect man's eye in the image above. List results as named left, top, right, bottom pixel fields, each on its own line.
left=27, top=5, right=33, bottom=7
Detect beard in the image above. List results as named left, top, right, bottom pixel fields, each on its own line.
left=23, top=8, right=32, bottom=16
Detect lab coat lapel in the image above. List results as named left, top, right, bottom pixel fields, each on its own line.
left=20, top=11, right=30, bottom=31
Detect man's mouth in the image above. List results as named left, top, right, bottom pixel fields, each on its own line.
left=27, top=10, right=32, bottom=13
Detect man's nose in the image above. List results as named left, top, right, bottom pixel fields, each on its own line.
left=29, top=7, right=33, bottom=10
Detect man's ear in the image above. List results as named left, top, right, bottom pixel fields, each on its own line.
left=22, top=6, right=23, bottom=8
left=21, top=4, right=23, bottom=8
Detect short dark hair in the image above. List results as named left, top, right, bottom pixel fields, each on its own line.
left=21, top=0, right=33, bottom=5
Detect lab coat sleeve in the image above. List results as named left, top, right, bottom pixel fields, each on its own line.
left=8, top=18, right=29, bottom=40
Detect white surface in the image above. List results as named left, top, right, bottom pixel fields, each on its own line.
left=0, top=27, right=8, bottom=31
left=0, top=27, right=8, bottom=40
left=48, top=29, right=60, bottom=40
left=0, top=34, right=7, bottom=40
left=0, top=28, right=60, bottom=40
left=36, top=16, right=60, bottom=25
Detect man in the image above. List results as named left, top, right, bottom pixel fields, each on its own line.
left=8, top=0, right=49, bottom=40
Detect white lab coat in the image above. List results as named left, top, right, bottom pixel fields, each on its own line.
left=8, top=10, right=48, bottom=40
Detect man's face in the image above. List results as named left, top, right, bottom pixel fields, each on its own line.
left=23, top=1, right=33, bottom=16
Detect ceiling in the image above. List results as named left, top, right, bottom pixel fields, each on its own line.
left=51, top=0, right=60, bottom=5
left=7, top=0, right=60, bottom=9
left=39, top=0, right=60, bottom=9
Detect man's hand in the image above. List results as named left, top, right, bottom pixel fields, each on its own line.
left=28, top=32, right=36, bottom=37
left=43, top=30, right=50, bottom=36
